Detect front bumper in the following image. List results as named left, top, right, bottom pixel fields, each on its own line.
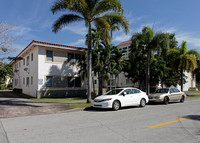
left=148, top=97, right=163, bottom=102
left=93, top=101, right=113, bottom=108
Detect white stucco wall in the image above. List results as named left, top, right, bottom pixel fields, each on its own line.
left=37, top=47, right=86, bottom=91
left=12, top=47, right=38, bottom=97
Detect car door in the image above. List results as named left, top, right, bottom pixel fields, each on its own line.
left=174, top=88, right=182, bottom=100
left=131, top=89, right=141, bottom=105
left=169, top=88, right=178, bottom=101
left=119, top=89, right=133, bottom=107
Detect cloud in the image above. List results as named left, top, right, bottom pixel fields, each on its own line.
left=176, top=33, right=200, bottom=48
left=9, top=26, right=35, bottom=40
left=69, top=39, right=86, bottom=47
left=63, top=23, right=87, bottom=36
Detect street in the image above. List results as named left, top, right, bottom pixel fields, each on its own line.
left=0, top=97, right=200, bottom=143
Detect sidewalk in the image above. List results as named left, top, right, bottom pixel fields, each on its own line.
left=0, top=91, right=81, bottom=118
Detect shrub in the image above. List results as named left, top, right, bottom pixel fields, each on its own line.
left=188, top=87, right=197, bottom=91
left=0, top=84, right=6, bottom=90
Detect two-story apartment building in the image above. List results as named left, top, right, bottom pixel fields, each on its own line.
left=10, top=40, right=86, bottom=98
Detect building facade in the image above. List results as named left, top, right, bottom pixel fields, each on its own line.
left=11, top=40, right=87, bottom=98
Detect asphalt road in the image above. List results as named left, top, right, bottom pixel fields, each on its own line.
left=0, top=97, right=200, bottom=143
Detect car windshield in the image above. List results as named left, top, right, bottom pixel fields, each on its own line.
left=154, top=88, right=169, bottom=93
left=104, top=89, right=123, bottom=95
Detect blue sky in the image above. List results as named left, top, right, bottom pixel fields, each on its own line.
left=1, top=0, right=200, bottom=57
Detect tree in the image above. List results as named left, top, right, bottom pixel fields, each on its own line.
left=0, top=22, right=15, bottom=56
left=128, top=26, right=169, bottom=94
left=168, top=41, right=199, bottom=91
left=51, top=0, right=128, bottom=103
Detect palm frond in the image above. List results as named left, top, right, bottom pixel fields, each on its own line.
left=94, top=0, right=123, bottom=16
left=187, top=49, right=200, bottom=60
left=94, top=17, right=110, bottom=43
left=180, top=41, right=187, bottom=55
left=103, top=13, right=129, bottom=34
left=52, top=14, right=83, bottom=33
left=51, top=0, right=87, bottom=15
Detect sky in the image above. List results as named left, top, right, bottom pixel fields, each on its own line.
left=1, top=0, right=200, bottom=58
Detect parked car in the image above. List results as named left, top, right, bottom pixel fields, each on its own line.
left=93, top=87, right=149, bottom=111
left=148, top=88, right=186, bottom=104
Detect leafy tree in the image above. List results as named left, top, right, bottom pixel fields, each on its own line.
left=127, top=26, right=169, bottom=94
left=168, top=41, right=199, bottom=91
left=51, top=0, right=128, bottom=103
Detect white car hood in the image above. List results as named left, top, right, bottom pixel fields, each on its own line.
left=94, top=95, right=116, bottom=100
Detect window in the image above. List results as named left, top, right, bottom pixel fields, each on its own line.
left=15, top=79, right=18, bottom=86
left=46, top=50, right=53, bottom=62
left=46, top=76, right=53, bottom=87
left=53, top=76, right=67, bottom=87
left=68, top=53, right=81, bottom=64
left=75, top=77, right=81, bottom=87
left=31, top=76, right=33, bottom=85
left=132, top=89, right=140, bottom=94
left=26, top=77, right=29, bottom=86
left=53, top=51, right=68, bottom=63
left=23, top=59, right=25, bottom=65
left=123, top=89, right=132, bottom=94
left=19, top=61, right=21, bottom=68
left=174, top=88, right=180, bottom=93
left=31, top=53, right=33, bottom=61
left=23, top=78, right=25, bottom=85
left=46, top=76, right=81, bottom=88
left=26, top=56, right=30, bottom=66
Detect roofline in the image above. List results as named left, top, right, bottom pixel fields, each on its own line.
left=117, top=40, right=132, bottom=47
left=9, top=40, right=86, bottom=65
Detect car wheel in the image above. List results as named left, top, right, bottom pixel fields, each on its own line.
left=140, top=98, right=146, bottom=107
left=112, top=100, right=120, bottom=111
left=180, top=95, right=185, bottom=103
left=163, top=96, right=169, bottom=105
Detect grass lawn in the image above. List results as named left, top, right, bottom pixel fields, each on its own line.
left=68, top=103, right=93, bottom=108
left=187, top=94, right=200, bottom=98
left=18, top=93, right=86, bottom=103
left=184, top=91, right=200, bottom=93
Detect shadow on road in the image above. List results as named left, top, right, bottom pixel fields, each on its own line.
left=84, top=106, right=141, bottom=112
left=183, top=115, right=200, bottom=121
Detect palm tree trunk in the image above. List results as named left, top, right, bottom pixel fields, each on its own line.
left=181, top=68, right=183, bottom=91
left=98, top=72, right=103, bottom=95
left=87, top=22, right=92, bottom=103
left=146, top=49, right=150, bottom=95
left=92, top=76, right=96, bottom=99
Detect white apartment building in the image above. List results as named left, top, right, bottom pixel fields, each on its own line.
left=114, top=40, right=196, bottom=91
left=10, top=40, right=86, bottom=98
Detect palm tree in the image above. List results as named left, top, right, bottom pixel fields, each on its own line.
left=130, top=26, right=169, bottom=95
left=51, top=0, right=129, bottom=103
left=168, top=41, right=199, bottom=91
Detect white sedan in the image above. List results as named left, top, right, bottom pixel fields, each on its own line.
left=93, top=88, right=149, bottom=111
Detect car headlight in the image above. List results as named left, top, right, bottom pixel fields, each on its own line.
left=99, top=98, right=112, bottom=102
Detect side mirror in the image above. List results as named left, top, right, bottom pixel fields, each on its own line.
left=122, top=92, right=127, bottom=96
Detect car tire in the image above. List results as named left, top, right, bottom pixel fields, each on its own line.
left=180, top=95, right=185, bottom=103
left=112, top=100, right=120, bottom=111
left=163, top=96, right=169, bottom=105
left=140, top=98, right=146, bottom=107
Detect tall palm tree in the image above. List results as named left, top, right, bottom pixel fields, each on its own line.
left=51, top=0, right=128, bottom=103
left=168, top=41, right=199, bottom=91
left=131, top=26, right=169, bottom=95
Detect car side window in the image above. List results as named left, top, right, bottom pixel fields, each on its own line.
left=123, top=89, right=132, bottom=95
left=170, top=88, right=174, bottom=93
left=132, top=89, right=140, bottom=94
left=174, top=88, right=180, bottom=92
